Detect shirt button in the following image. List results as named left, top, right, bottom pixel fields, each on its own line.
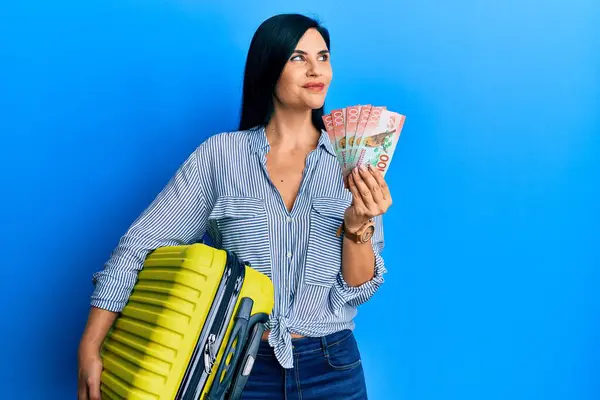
left=287, top=251, right=292, bottom=259
left=286, top=216, right=292, bottom=223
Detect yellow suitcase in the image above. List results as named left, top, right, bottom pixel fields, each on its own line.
left=99, top=243, right=274, bottom=400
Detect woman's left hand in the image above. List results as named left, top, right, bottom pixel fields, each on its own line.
left=344, top=164, right=392, bottom=232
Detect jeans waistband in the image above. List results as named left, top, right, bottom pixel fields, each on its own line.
left=257, top=329, right=354, bottom=357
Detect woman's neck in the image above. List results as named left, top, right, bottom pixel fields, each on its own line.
left=265, top=107, right=320, bottom=152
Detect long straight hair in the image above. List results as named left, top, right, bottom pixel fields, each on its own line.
left=238, top=14, right=330, bottom=131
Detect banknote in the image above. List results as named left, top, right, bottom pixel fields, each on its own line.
left=344, top=105, right=361, bottom=172
left=356, top=109, right=405, bottom=176
left=331, top=108, right=347, bottom=169
left=348, top=104, right=371, bottom=166
left=322, top=113, right=336, bottom=150
left=353, top=106, right=385, bottom=166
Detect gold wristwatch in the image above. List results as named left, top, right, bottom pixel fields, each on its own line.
left=336, top=219, right=375, bottom=244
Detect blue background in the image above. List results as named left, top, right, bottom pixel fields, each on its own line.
left=1, top=1, right=598, bottom=399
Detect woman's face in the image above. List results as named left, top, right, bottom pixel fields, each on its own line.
left=274, top=28, right=332, bottom=111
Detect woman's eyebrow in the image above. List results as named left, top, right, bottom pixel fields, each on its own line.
left=292, top=49, right=330, bottom=55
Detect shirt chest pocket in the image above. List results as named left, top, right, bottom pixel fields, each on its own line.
left=304, top=197, right=351, bottom=288
left=207, top=196, right=272, bottom=277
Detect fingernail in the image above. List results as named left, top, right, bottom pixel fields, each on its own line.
left=360, top=165, right=367, bottom=171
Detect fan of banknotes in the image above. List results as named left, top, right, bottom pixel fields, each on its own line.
left=322, top=105, right=406, bottom=178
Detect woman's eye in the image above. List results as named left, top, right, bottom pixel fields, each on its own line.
left=289, top=54, right=329, bottom=62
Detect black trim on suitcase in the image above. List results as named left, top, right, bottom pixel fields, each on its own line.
left=225, top=313, right=270, bottom=400
left=175, top=251, right=246, bottom=400
left=205, top=297, right=254, bottom=400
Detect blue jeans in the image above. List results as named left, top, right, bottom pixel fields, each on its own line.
left=240, top=329, right=368, bottom=399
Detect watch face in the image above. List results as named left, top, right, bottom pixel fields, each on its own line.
left=361, top=225, right=375, bottom=242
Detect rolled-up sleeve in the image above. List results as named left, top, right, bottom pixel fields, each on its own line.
left=330, top=215, right=387, bottom=312
left=90, top=147, right=209, bottom=312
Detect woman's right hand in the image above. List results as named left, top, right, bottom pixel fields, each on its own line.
left=77, top=306, right=119, bottom=399
left=77, top=346, right=103, bottom=400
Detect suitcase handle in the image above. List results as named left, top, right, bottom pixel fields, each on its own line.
left=206, top=297, right=254, bottom=400
left=225, top=314, right=269, bottom=400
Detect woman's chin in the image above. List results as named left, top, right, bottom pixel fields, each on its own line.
left=277, top=96, right=326, bottom=111
left=306, top=98, right=327, bottom=110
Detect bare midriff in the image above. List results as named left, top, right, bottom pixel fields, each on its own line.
left=261, top=329, right=305, bottom=341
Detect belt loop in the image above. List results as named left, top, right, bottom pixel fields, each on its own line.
left=321, top=335, right=329, bottom=358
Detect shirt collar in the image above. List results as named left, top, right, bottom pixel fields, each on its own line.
left=317, top=128, right=337, bottom=157
left=248, top=125, right=270, bottom=154
left=248, top=125, right=336, bottom=157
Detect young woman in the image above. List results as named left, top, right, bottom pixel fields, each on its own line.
left=78, top=13, right=391, bottom=400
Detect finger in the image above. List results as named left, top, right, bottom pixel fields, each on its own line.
left=88, top=378, right=101, bottom=400
left=359, top=166, right=384, bottom=203
left=348, top=174, right=366, bottom=210
left=78, top=374, right=89, bottom=400
left=368, top=165, right=391, bottom=201
left=352, top=168, right=376, bottom=210
left=78, top=385, right=88, bottom=400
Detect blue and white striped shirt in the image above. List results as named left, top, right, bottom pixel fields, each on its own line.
left=91, top=126, right=387, bottom=369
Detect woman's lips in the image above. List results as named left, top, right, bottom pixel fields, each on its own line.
left=303, top=82, right=325, bottom=92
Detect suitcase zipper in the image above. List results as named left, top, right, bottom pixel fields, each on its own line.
left=204, top=275, right=243, bottom=375
left=203, top=333, right=217, bottom=374
left=177, top=252, right=245, bottom=400
left=176, top=269, right=230, bottom=400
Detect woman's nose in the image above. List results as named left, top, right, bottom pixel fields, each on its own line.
left=306, top=59, right=321, bottom=76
